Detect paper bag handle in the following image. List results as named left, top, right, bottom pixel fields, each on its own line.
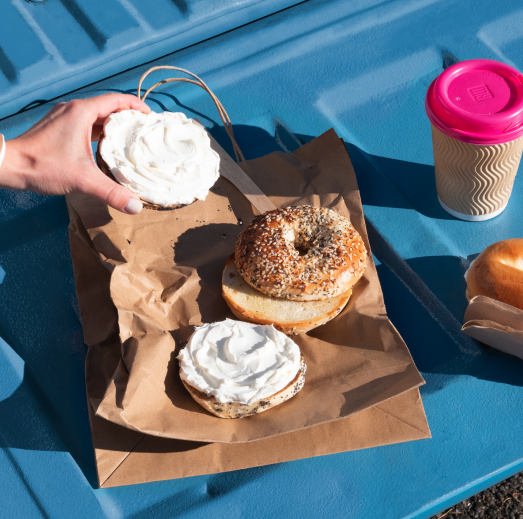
left=138, top=66, right=245, bottom=163
left=137, top=66, right=276, bottom=214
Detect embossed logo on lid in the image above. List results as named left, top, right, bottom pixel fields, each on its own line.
left=469, top=85, right=493, bottom=102
left=450, top=70, right=510, bottom=114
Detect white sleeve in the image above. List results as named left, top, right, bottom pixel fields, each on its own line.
left=0, top=135, right=5, bottom=168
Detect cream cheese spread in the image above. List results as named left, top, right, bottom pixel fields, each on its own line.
left=178, top=319, right=301, bottom=404
left=99, top=110, right=220, bottom=207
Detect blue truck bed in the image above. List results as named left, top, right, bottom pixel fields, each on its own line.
left=1, top=1, right=523, bottom=517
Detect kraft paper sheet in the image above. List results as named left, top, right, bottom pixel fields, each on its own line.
left=463, top=295, right=523, bottom=360
left=67, top=128, right=430, bottom=487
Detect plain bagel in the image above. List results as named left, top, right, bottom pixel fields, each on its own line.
left=235, top=206, right=367, bottom=301
left=466, top=238, right=523, bottom=311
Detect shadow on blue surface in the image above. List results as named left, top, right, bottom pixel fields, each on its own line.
left=118, top=464, right=279, bottom=519
left=16, top=100, right=51, bottom=115
left=0, top=198, right=66, bottom=255
left=0, top=194, right=99, bottom=487
left=348, top=145, right=454, bottom=221
left=405, top=255, right=468, bottom=322
left=0, top=359, right=99, bottom=489
left=377, top=257, right=523, bottom=375
left=0, top=335, right=99, bottom=492
left=0, top=374, right=63, bottom=453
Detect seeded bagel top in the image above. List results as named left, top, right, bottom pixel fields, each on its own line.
left=234, top=206, right=367, bottom=301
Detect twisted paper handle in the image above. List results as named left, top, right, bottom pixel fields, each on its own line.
left=137, top=66, right=245, bottom=163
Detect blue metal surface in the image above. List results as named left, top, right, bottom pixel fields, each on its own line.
left=0, top=0, right=304, bottom=120
left=2, top=0, right=523, bottom=517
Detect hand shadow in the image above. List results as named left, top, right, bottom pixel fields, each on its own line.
left=173, top=222, right=243, bottom=323
left=344, top=141, right=454, bottom=221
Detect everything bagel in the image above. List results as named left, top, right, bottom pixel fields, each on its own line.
left=234, top=206, right=367, bottom=301
left=466, top=238, right=523, bottom=311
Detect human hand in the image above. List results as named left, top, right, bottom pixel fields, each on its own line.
left=0, top=93, right=151, bottom=214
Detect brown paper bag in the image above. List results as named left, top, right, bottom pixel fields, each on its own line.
left=462, top=295, right=523, bottom=359
left=67, top=128, right=430, bottom=486
left=89, top=387, right=430, bottom=487
left=69, top=195, right=430, bottom=488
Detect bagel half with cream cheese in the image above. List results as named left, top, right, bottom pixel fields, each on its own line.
left=96, top=134, right=187, bottom=210
left=181, top=356, right=306, bottom=419
left=96, top=110, right=220, bottom=210
left=178, top=319, right=306, bottom=419
left=466, top=238, right=523, bottom=311
left=223, top=255, right=351, bottom=334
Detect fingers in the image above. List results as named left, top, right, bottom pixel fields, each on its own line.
left=27, top=95, right=150, bottom=141
left=86, top=93, right=151, bottom=141
left=80, top=167, right=143, bottom=214
left=85, top=93, right=150, bottom=125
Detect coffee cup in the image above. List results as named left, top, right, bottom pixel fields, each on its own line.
left=425, top=59, right=523, bottom=221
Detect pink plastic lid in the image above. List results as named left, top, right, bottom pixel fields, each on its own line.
left=425, top=59, right=523, bottom=144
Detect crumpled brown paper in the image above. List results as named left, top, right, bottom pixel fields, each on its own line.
left=67, top=128, right=426, bottom=446
left=67, top=127, right=430, bottom=487
left=462, top=295, right=523, bottom=359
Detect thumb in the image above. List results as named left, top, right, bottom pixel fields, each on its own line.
left=81, top=168, right=143, bottom=214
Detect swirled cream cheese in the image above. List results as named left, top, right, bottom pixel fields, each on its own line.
left=100, top=110, right=220, bottom=207
left=178, top=319, right=301, bottom=404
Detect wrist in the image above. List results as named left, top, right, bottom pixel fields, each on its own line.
left=0, top=137, right=36, bottom=191
left=0, top=135, right=5, bottom=169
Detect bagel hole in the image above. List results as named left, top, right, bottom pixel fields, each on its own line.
left=294, top=245, right=309, bottom=257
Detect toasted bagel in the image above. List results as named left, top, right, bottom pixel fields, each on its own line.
left=223, top=255, right=351, bottom=334
left=234, top=206, right=367, bottom=301
left=466, top=238, right=523, bottom=310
